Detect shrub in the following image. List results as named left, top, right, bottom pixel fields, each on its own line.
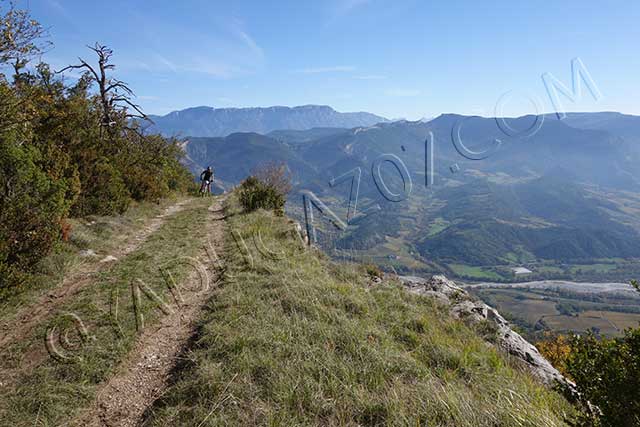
left=536, top=333, right=572, bottom=378
left=566, top=329, right=640, bottom=426
left=238, top=176, right=285, bottom=216
left=72, top=159, right=131, bottom=216
left=117, top=134, right=192, bottom=201
left=363, top=263, right=384, bottom=280
left=560, top=281, right=640, bottom=426
left=0, top=142, right=69, bottom=294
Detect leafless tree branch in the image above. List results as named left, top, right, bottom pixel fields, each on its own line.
left=55, top=43, right=150, bottom=133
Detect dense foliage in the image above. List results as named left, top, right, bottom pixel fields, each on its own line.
left=0, top=142, right=69, bottom=289
left=535, top=281, right=640, bottom=426
left=238, top=176, right=286, bottom=216
left=536, top=333, right=573, bottom=378
left=238, top=163, right=290, bottom=216
left=559, top=281, right=640, bottom=426
left=0, top=3, right=192, bottom=295
left=565, top=328, right=640, bottom=426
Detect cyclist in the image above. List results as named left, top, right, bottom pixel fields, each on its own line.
left=199, top=166, right=214, bottom=195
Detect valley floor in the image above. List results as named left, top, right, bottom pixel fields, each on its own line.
left=469, top=281, right=640, bottom=339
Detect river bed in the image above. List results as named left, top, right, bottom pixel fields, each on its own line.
left=462, top=280, right=636, bottom=295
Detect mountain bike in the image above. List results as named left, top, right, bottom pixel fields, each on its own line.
left=199, top=179, right=212, bottom=196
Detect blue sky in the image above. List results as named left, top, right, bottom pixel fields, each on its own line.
left=30, top=0, right=640, bottom=119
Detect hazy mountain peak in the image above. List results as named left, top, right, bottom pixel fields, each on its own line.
left=147, top=104, right=388, bottom=137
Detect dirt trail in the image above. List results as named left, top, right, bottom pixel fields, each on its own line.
left=0, top=199, right=190, bottom=351
left=73, top=196, right=227, bottom=427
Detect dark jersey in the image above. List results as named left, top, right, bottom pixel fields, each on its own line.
left=201, top=169, right=213, bottom=181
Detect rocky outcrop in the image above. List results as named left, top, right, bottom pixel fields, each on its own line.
left=399, top=275, right=577, bottom=393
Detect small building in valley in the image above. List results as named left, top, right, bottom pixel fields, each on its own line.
left=512, top=267, right=533, bottom=276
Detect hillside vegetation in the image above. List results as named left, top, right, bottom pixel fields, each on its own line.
left=145, top=194, right=575, bottom=426
left=182, top=114, right=640, bottom=283
left=0, top=3, right=192, bottom=298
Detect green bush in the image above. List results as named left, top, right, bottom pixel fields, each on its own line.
left=566, top=329, right=640, bottom=426
left=238, top=176, right=285, bottom=216
left=0, top=142, right=69, bottom=294
left=563, top=280, right=640, bottom=426
left=364, top=263, right=384, bottom=279
left=117, top=134, right=192, bottom=202
left=72, top=159, right=131, bottom=216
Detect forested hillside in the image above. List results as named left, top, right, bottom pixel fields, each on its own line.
left=182, top=114, right=640, bottom=282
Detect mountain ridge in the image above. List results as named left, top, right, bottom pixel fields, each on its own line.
left=180, top=111, right=640, bottom=281
left=146, top=104, right=389, bottom=137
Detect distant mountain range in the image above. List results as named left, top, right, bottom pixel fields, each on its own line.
left=179, top=109, right=640, bottom=280
left=146, top=105, right=388, bottom=137
left=548, top=111, right=640, bottom=138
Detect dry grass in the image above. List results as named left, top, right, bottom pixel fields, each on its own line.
left=144, top=195, right=575, bottom=426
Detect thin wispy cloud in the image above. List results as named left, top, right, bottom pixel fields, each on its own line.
left=295, top=65, right=356, bottom=74
left=130, top=12, right=265, bottom=79
left=153, top=53, right=178, bottom=72
left=118, top=58, right=152, bottom=72
left=45, top=0, right=82, bottom=32
left=229, top=19, right=265, bottom=60
left=46, top=0, right=71, bottom=19
left=236, top=29, right=264, bottom=58
left=148, top=24, right=262, bottom=79
left=148, top=52, right=238, bottom=78
left=355, top=74, right=387, bottom=80
left=385, top=89, right=421, bottom=97
left=186, top=57, right=238, bottom=78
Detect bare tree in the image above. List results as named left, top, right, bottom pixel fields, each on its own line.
left=58, top=43, right=149, bottom=131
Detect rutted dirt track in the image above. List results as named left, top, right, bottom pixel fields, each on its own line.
left=72, top=196, right=227, bottom=427
left=0, top=199, right=189, bottom=351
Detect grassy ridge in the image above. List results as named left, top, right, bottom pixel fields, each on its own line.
left=0, top=197, right=212, bottom=426
left=145, top=196, right=574, bottom=426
